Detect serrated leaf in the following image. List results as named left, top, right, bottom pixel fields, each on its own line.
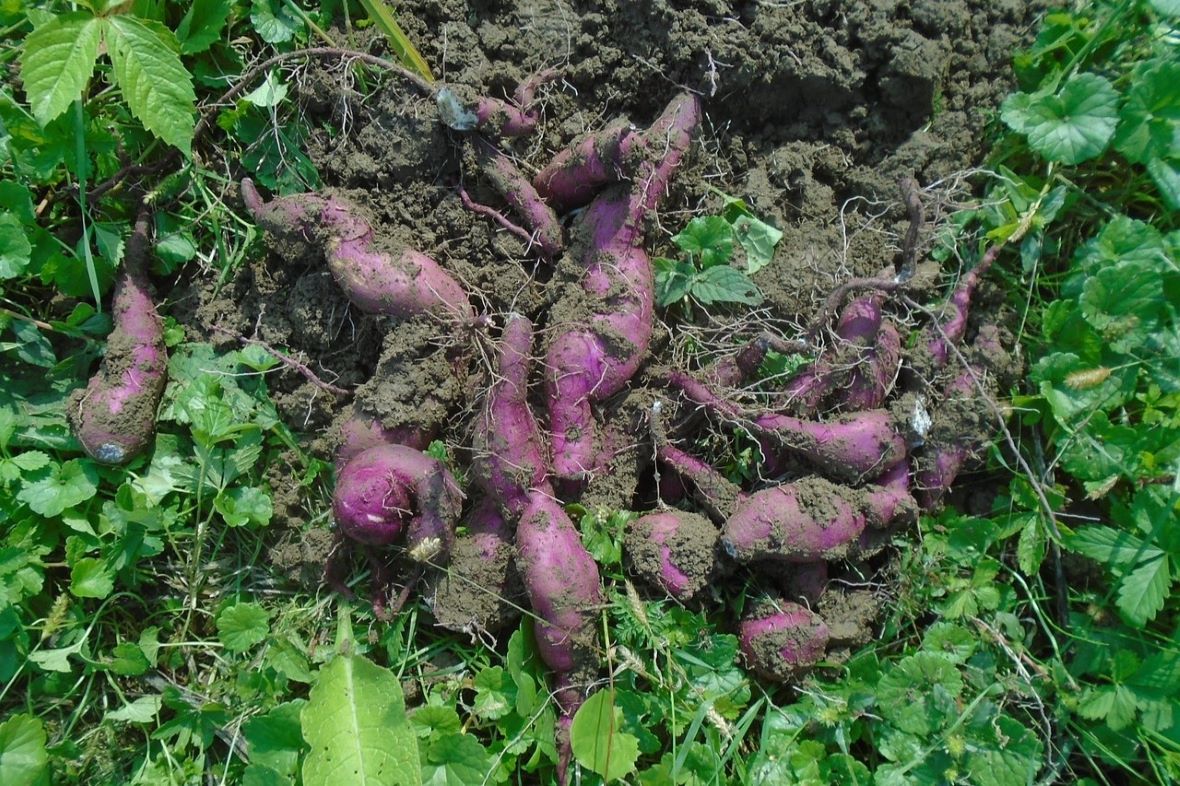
left=106, top=16, right=196, bottom=155
left=1116, top=555, right=1171, bottom=627
left=217, top=602, right=270, bottom=651
left=1017, top=515, right=1048, bottom=575
left=473, top=666, right=514, bottom=720
left=10, top=452, right=49, bottom=472
left=422, top=734, right=491, bottom=786
left=964, top=714, right=1043, bottom=786
left=1068, top=526, right=1158, bottom=566
left=214, top=486, right=273, bottom=528
left=106, top=642, right=149, bottom=676
left=876, top=653, right=963, bottom=736
left=17, top=459, right=99, bottom=517
left=19, top=13, right=101, bottom=126
left=1001, top=73, right=1119, bottom=164
left=1079, top=259, right=1170, bottom=352
left=0, top=713, right=47, bottom=786
left=70, top=558, right=113, bottom=599
left=251, top=0, right=303, bottom=44
left=674, top=216, right=735, bottom=268
left=1147, top=157, right=1180, bottom=211
left=176, top=0, right=232, bottom=54
left=301, top=652, right=421, bottom=786
left=0, top=215, right=32, bottom=279
left=1113, top=61, right=1180, bottom=164
left=570, top=690, right=640, bottom=782
left=105, top=695, right=163, bottom=723
left=691, top=265, right=762, bottom=306
left=731, top=214, right=782, bottom=274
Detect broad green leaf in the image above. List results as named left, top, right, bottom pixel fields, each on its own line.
left=1001, top=73, right=1119, bottom=164
left=17, top=459, right=99, bottom=517
left=244, top=701, right=306, bottom=778
left=876, top=653, right=963, bottom=736
left=106, top=641, right=150, bottom=676
left=0, top=714, right=47, bottom=786
left=105, top=695, right=163, bottom=723
left=1079, top=260, right=1171, bottom=352
left=1016, top=515, right=1048, bottom=574
left=1117, top=555, right=1171, bottom=627
left=217, top=602, right=270, bottom=651
left=653, top=257, right=695, bottom=307
left=1113, top=60, right=1180, bottom=164
left=570, top=689, right=640, bottom=782
left=921, top=623, right=978, bottom=664
left=421, top=734, right=491, bottom=786
left=176, top=0, right=232, bottom=54
left=472, top=666, right=514, bottom=720
left=19, top=13, right=101, bottom=126
left=0, top=215, right=32, bottom=279
left=964, top=714, right=1043, bottom=786
left=251, top=0, right=303, bottom=44
left=70, top=557, right=113, bottom=598
left=302, top=652, right=421, bottom=786
left=673, top=216, right=735, bottom=268
left=1147, top=157, right=1180, bottom=211
left=243, top=72, right=289, bottom=108
left=691, top=265, right=762, bottom=306
left=731, top=214, right=782, bottom=274
left=1069, top=526, right=1159, bottom=566
left=27, top=640, right=82, bottom=673
left=105, top=16, right=196, bottom=155
left=11, top=451, right=50, bottom=472
left=1033, top=352, right=1137, bottom=422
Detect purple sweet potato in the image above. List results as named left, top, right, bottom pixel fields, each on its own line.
left=920, top=245, right=1001, bottom=370
left=545, top=93, right=700, bottom=480
left=241, top=179, right=472, bottom=322
left=656, top=442, right=743, bottom=523
left=334, top=409, right=435, bottom=469
left=473, top=137, right=563, bottom=258
left=68, top=208, right=167, bottom=465
left=532, top=118, right=634, bottom=212
left=777, top=561, right=829, bottom=605
left=333, top=444, right=461, bottom=562
left=438, top=69, right=559, bottom=138
left=515, top=488, right=603, bottom=783
left=471, top=315, right=550, bottom=517
left=739, top=601, right=831, bottom=682
left=840, top=319, right=901, bottom=411
left=428, top=496, right=523, bottom=633
left=624, top=510, right=718, bottom=601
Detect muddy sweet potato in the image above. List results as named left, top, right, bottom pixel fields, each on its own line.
left=624, top=509, right=718, bottom=601
left=332, top=444, right=461, bottom=563
left=739, top=601, right=831, bottom=682
left=68, top=208, right=167, bottom=465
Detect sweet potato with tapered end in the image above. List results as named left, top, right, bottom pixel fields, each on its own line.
left=740, top=601, right=831, bottom=682
left=532, top=118, right=634, bottom=212
left=473, top=138, right=563, bottom=258
left=515, top=488, right=603, bottom=783
left=241, top=179, right=472, bottom=322
left=471, top=315, right=550, bottom=517
left=334, top=409, right=435, bottom=469
left=68, top=208, right=167, bottom=465
left=656, top=442, right=743, bottom=523
left=333, top=444, right=461, bottom=562
left=625, top=510, right=717, bottom=600
left=841, top=319, right=901, bottom=411
left=437, top=70, right=559, bottom=138
left=428, top=496, right=523, bottom=633
left=917, top=244, right=1002, bottom=372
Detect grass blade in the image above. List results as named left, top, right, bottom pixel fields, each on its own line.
left=355, top=0, right=434, bottom=83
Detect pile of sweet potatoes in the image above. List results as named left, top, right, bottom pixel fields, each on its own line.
left=74, top=74, right=1011, bottom=785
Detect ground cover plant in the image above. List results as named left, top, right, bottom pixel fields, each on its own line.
left=1, top=1, right=1177, bottom=785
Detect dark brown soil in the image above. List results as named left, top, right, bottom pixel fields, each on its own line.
left=180, top=0, right=1044, bottom=637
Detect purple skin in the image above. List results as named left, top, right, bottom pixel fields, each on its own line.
left=841, top=319, right=902, bottom=411
left=546, top=93, right=701, bottom=481
left=333, top=444, right=461, bottom=562
left=626, top=510, right=716, bottom=600
left=779, top=561, right=829, bottom=605
left=863, top=459, right=918, bottom=527
left=667, top=371, right=905, bottom=482
left=922, top=245, right=1001, bottom=368
left=656, top=442, right=743, bottom=523
left=471, top=315, right=551, bottom=518
left=334, top=411, right=435, bottom=469
left=532, top=118, right=634, bottom=212
left=241, top=179, right=472, bottom=322
left=705, top=334, right=774, bottom=388
left=739, top=603, right=831, bottom=682
left=474, top=137, right=563, bottom=258
left=782, top=293, right=885, bottom=411
left=471, top=68, right=559, bottom=137
left=515, top=488, right=603, bottom=785
left=69, top=209, right=167, bottom=465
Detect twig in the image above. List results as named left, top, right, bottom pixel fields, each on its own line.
left=210, top=325, right=351, bottom=397
left=457, top=184, right=534, bottom=245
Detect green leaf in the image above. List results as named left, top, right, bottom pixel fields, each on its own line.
left=251, top=0, right=303, bottom=44
left=1113, top=60, right=1180, bottom=164
left=691, top=265, right=762, bottom=306
left=876, top=653, right=963, bottom=736
left=19, top=13, right=101, bottom=127
left=1117, top=555, right=1171, bottom=627
left=105, top=16, right=196, bottom=155
left=0, top=714, right=47, bottom=786
left=104, top=694, right=163, bottom=724
left=421, top=734, right=491, bottom=786
left=70, top=557, right=114, bottom=598
left=0, top=215, right=32, bottom=279
left=1147, top=157, right=1180, bottom=211
left=673, top=216, right=735, bottom=268
left=11, top=452, right=50, bottom=472
left=1069, top=526, right=1158, bottom=566
left=1149, top=0, right=1180, bottom=17
left=1017, top=515, right=1048, bottom=575
left=1079, top=259, right=1171, bottom=352
left=301, top=651, right=421, bottom=786
left=244, top=701, right=306, bottom=778
left=355, top=0, right=434, bottom=82
left=17, top=459, right=99, bottom=517
left=243, top=72, right=289, bottom=108
left=214, top=486, right=273, bottom=528
left=730, top=214, right=782, bottom=274
left=964, top=714, right=1043, bottom=786
left=176, top=0, right=232, bottom=54
left=570, top=689, right=640, bottom=782
left=106, top=641, right=150, bottom=675
left=653, top=257, right=695, bottom=307
left=1001, top=73, right=1119, bottom=164
left=217, top=602, right=270, bottom=651
left=472, top=666, right=514, bottom=720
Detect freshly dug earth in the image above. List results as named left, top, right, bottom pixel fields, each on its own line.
left=183, top=0, right=1042, bottom=612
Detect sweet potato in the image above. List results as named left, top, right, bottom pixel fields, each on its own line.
left=437, top=69, right=559, bottom=138
left=332, top=444, right=461, bottom=563
left=471, top=315, right=550, bottom=517
left=840, top=319, right=901, bottom=410
left=739, top=601, right=830, bottom=682
left=241, top=179, right=472, bottom=322
left=624, top=510, right=717, bottom=600
left=334, top=409, right=435, bottom=469
left=515, top=488, right=603, bottom=783
left=68, top=208, right=167, bottom=465
left=919, top=245, right=1001, bottom=371
left=471, top=137, right=564, bottom=258
left=532, top=118, right=634, bottom=212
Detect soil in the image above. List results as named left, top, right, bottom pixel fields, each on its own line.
left=180, top=0, right=1045, bottom=653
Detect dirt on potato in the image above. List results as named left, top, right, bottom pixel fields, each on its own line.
left=181, top=0, right=1044, bottom=632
